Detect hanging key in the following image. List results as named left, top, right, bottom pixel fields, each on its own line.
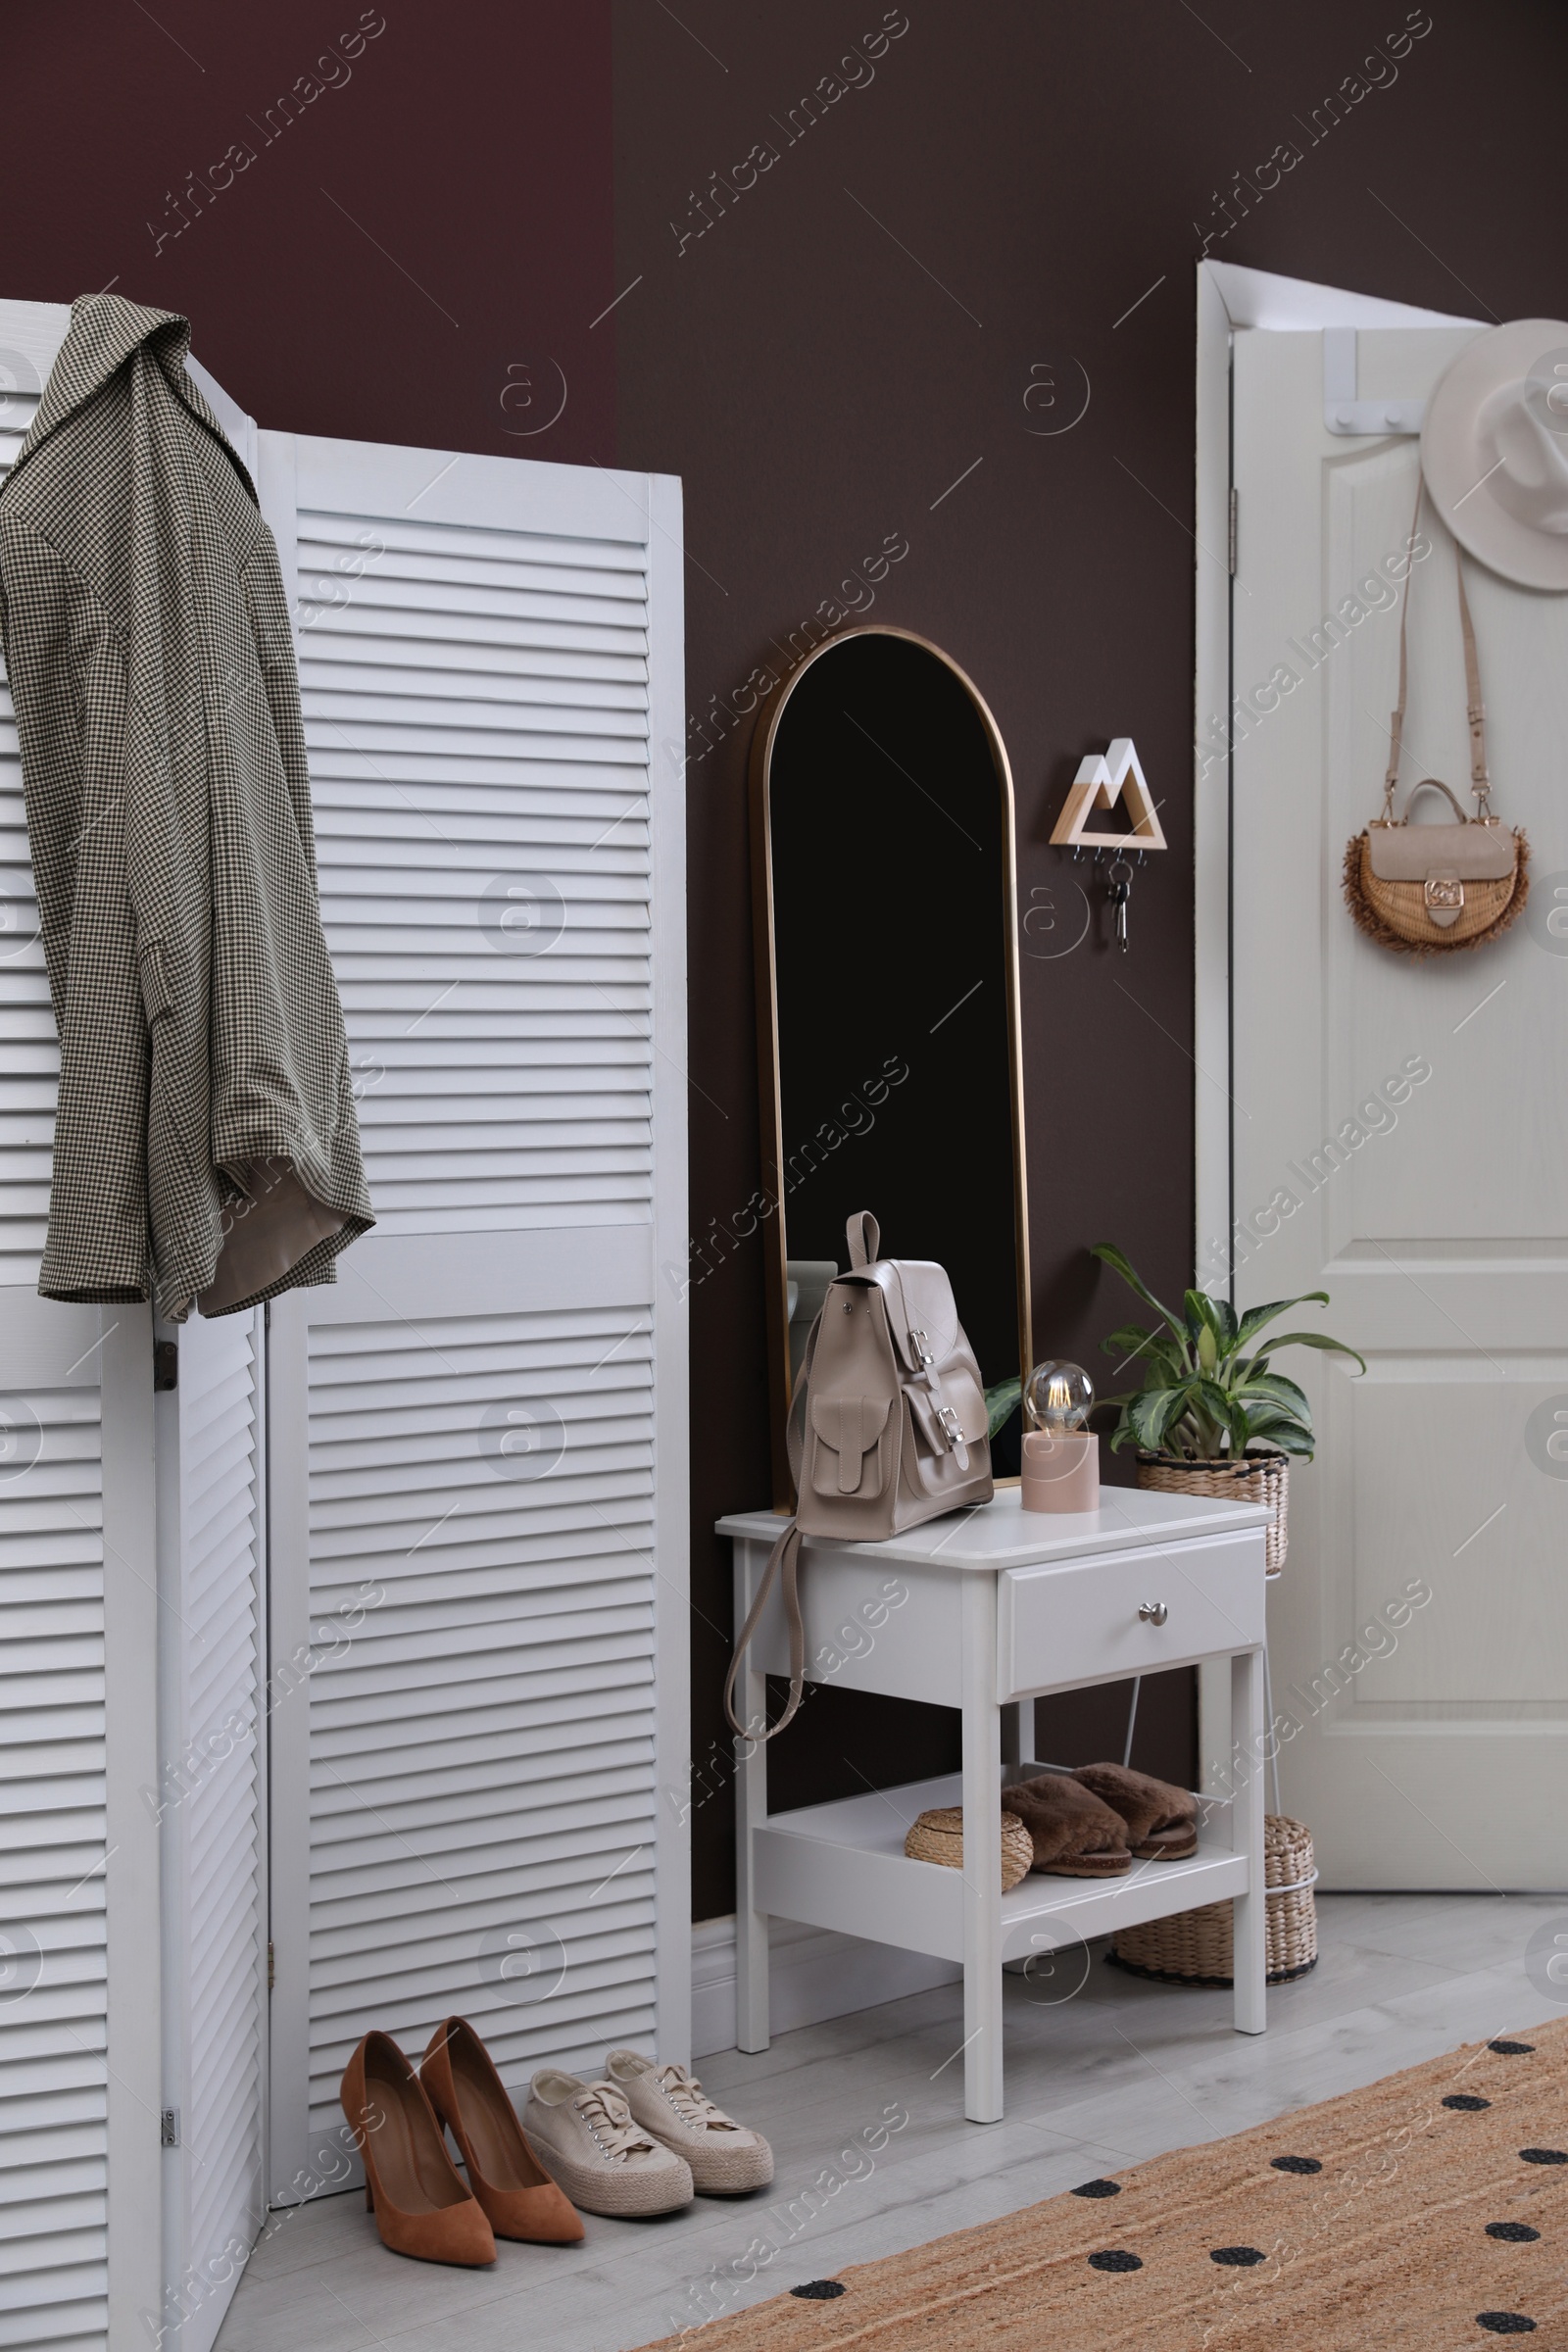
left=1107, top=857, right=1133, bottom=954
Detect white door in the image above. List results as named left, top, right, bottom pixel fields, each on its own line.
left=1228, top=320, right=1568, bottom=1887
left=256, top=430, right=690, bottom=2194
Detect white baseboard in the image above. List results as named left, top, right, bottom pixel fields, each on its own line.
left=692, top=1913, right=960, bottom=2059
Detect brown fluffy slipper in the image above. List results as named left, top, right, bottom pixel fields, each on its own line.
left=1072, top=1761, right=1199, bottom=1859
left=1004, top=1773, right=1131, bottom=1876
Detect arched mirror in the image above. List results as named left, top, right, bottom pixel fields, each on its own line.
left=751, top=625, right=1031, bottom=1501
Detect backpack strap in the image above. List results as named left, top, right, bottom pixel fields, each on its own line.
left=723, top=1518, right=806, bottom=1743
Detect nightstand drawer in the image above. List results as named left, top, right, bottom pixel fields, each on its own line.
left=997, top=1529, right=1265, bottom=1698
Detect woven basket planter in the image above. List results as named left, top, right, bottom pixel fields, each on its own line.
left=905, top=1805, right=1034, bottom=1892
left=1136, top=1447, right=1290, bottom=1577
left=1107, top=1814, right=1318, bottom=1987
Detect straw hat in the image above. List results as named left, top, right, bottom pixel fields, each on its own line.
left=1421, top=318, right=1568, bottom=590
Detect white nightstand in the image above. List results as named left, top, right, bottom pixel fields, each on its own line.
left=719, top=1486, right=1271, bottom=2123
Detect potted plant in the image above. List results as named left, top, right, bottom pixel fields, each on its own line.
left=1089, top=1243, right=1365, bottom=1574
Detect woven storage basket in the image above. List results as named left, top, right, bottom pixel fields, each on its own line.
left=1107, top=1814, right=1317, bottom=1987
left=1136, top=1448, right=1290, bottom=1577
left=905, top=1805, right=1034, bottom=1893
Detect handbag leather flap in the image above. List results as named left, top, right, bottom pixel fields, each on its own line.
left=809, top=1393, right=893, bottom=1494
left=1366, top=821, right=1516, bottom=882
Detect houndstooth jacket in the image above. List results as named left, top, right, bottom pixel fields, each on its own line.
left=0, top=294, right=372, bottom=1320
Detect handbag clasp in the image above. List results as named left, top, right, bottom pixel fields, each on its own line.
left=1424, top=875, right=1464, bottom=910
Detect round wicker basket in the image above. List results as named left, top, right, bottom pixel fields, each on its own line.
left=905, top=1805, right=1034, bottom=1893
left=1136, top=1448, right=1290, bottom=1577
left=1107, top=1814, right=1317, bottom=1987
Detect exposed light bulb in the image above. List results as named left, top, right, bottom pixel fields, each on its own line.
left=1024, top=1359, right=1094, bottom=1437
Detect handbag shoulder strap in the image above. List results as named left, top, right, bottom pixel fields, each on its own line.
left=1383, top=477, right=1494, bottom=822
left=723, top=1518, right=806, bottom=1743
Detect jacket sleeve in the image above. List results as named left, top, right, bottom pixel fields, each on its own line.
left=243, top=524, right=319, bottom=888
left=0, top=515, right=91, bottom=1036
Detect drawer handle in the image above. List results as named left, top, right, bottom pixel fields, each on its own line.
left=1138, top=1600, right=1169, bottom=1627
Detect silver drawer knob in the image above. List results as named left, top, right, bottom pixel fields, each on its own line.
left=1138, top=1600, right=1168, bottom=1627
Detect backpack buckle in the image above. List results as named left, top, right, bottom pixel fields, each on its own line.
left=908, top=1327, right=934, bottom=1368
left=936, top=1402, right=962, bottom=1447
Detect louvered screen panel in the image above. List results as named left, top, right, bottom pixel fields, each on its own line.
left=258, top=433, right=685, bottom=2201
left=297, top=507, right=653, bottom=1236
left=0, top=344, right=110, bottom=2352
left=168, top=1314, right=263, bottom=2352
left=0, top=385, right=56, bottom=1296
left=305, top=1303, right=656, bottom=2141
left=0, top=1387, right=108, bottom=2352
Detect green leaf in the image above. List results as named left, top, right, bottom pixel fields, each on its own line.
left=1127, top=1385, right=1191, bottom=1452
left=983, top=1377, right=1021, bottom=1440
left=1101, top=1324, right=1186, bottom=1375
left=1234, top=1293, right=1331, bottom=1349
left=1236, top=1371, right=1312, bottom=1423
left=1255, top=1422, right=1315, bottom=1458
left=1256, top=1331, right=1368, bottom=1374
left=1090, top=1245, right=1188, bottom=1344
left=1197, top=1320, right=1218, bottom=1374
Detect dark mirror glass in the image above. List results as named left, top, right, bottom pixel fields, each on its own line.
left=755, top=627, right=1029, bottom=1493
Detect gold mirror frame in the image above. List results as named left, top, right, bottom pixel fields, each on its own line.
left=749, top=623, right=1032, bottom=1506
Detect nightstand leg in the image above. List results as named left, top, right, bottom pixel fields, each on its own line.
left=1231, top=1645, right=1267, bottom=2035
left=960, top=1574, right=1004, bottom=2122
left=734, top=1541, right=770, bottom=2051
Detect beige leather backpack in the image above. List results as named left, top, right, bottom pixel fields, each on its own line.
left=723, top=1210, right=993, bottom=1740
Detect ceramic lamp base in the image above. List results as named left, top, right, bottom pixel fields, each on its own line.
left=1020, top=1428, right=1100, bottom=1513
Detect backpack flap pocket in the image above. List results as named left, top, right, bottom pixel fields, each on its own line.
left=808, top=1394, right=894, bottom=1498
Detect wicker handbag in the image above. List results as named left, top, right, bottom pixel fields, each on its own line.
left=1345, top=485, right=1528, bottom=956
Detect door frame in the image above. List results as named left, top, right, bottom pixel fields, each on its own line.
left=1190, top=261, right=1480, bottom=1786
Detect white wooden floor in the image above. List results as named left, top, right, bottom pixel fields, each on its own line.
left=215, top=1895, right=1564, bottom=2352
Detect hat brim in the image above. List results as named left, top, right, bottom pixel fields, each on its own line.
left=1421, top=318, right=1568, bottom=592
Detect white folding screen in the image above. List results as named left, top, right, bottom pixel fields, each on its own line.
left=0, top=304, right=690, bottom=2336
left=258, top=432, right=689, bottom=2191
left=0, top=303, right=265, bottom=2352
left=154, top=1310, right=267, bottom=2352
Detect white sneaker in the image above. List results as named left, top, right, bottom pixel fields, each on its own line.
left=604, top=2050, right=774, bottom=2193
left=521, top=2070, right=693, bottom=2217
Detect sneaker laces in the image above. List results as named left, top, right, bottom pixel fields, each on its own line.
left=574, top=2082, right=660, bottom=2163
left=652, top=2063, right=741, bottom=2134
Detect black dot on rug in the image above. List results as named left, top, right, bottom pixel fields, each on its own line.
left=1088, top=2249, right=1143, bottom=2273
left=1519, top=2148, right=1568, bottom=2166
left=1210, top=2246, right=1266, bottom=2267
left=1446, top=2095, right=1493, bottom=2111
left=1476, top=2315, right=1537, bottom=2333
left=790, top=2280, right=846, bottom=2300
left=1491, top=2040, right=1536, bottom=2056
left=1270, top=2155, right=1322, bottom=2175
left=1071, top=2179, right=1122, bottom=2198
left=1486, top=2224, right=1541, bottom=2243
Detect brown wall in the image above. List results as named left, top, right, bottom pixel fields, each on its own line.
left=610, top=0, right=1568, bottom=1919
left=7, top=2, right=615, bottom=463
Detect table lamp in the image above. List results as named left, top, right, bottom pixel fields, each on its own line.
left=1020, top=1359, right=1100, bottom=1512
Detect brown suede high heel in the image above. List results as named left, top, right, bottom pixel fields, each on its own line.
left=421, top=2017, right=585, bottom=2243
left=341, top=2032, right=496, bottom=2266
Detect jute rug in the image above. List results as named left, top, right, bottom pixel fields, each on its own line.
left=642, top=2018, right=1568, bottom=2347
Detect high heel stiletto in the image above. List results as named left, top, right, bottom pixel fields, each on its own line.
left=421, top=2016, right=585, bottom=2243
left=341, top=2032, right=496, bottom=2266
